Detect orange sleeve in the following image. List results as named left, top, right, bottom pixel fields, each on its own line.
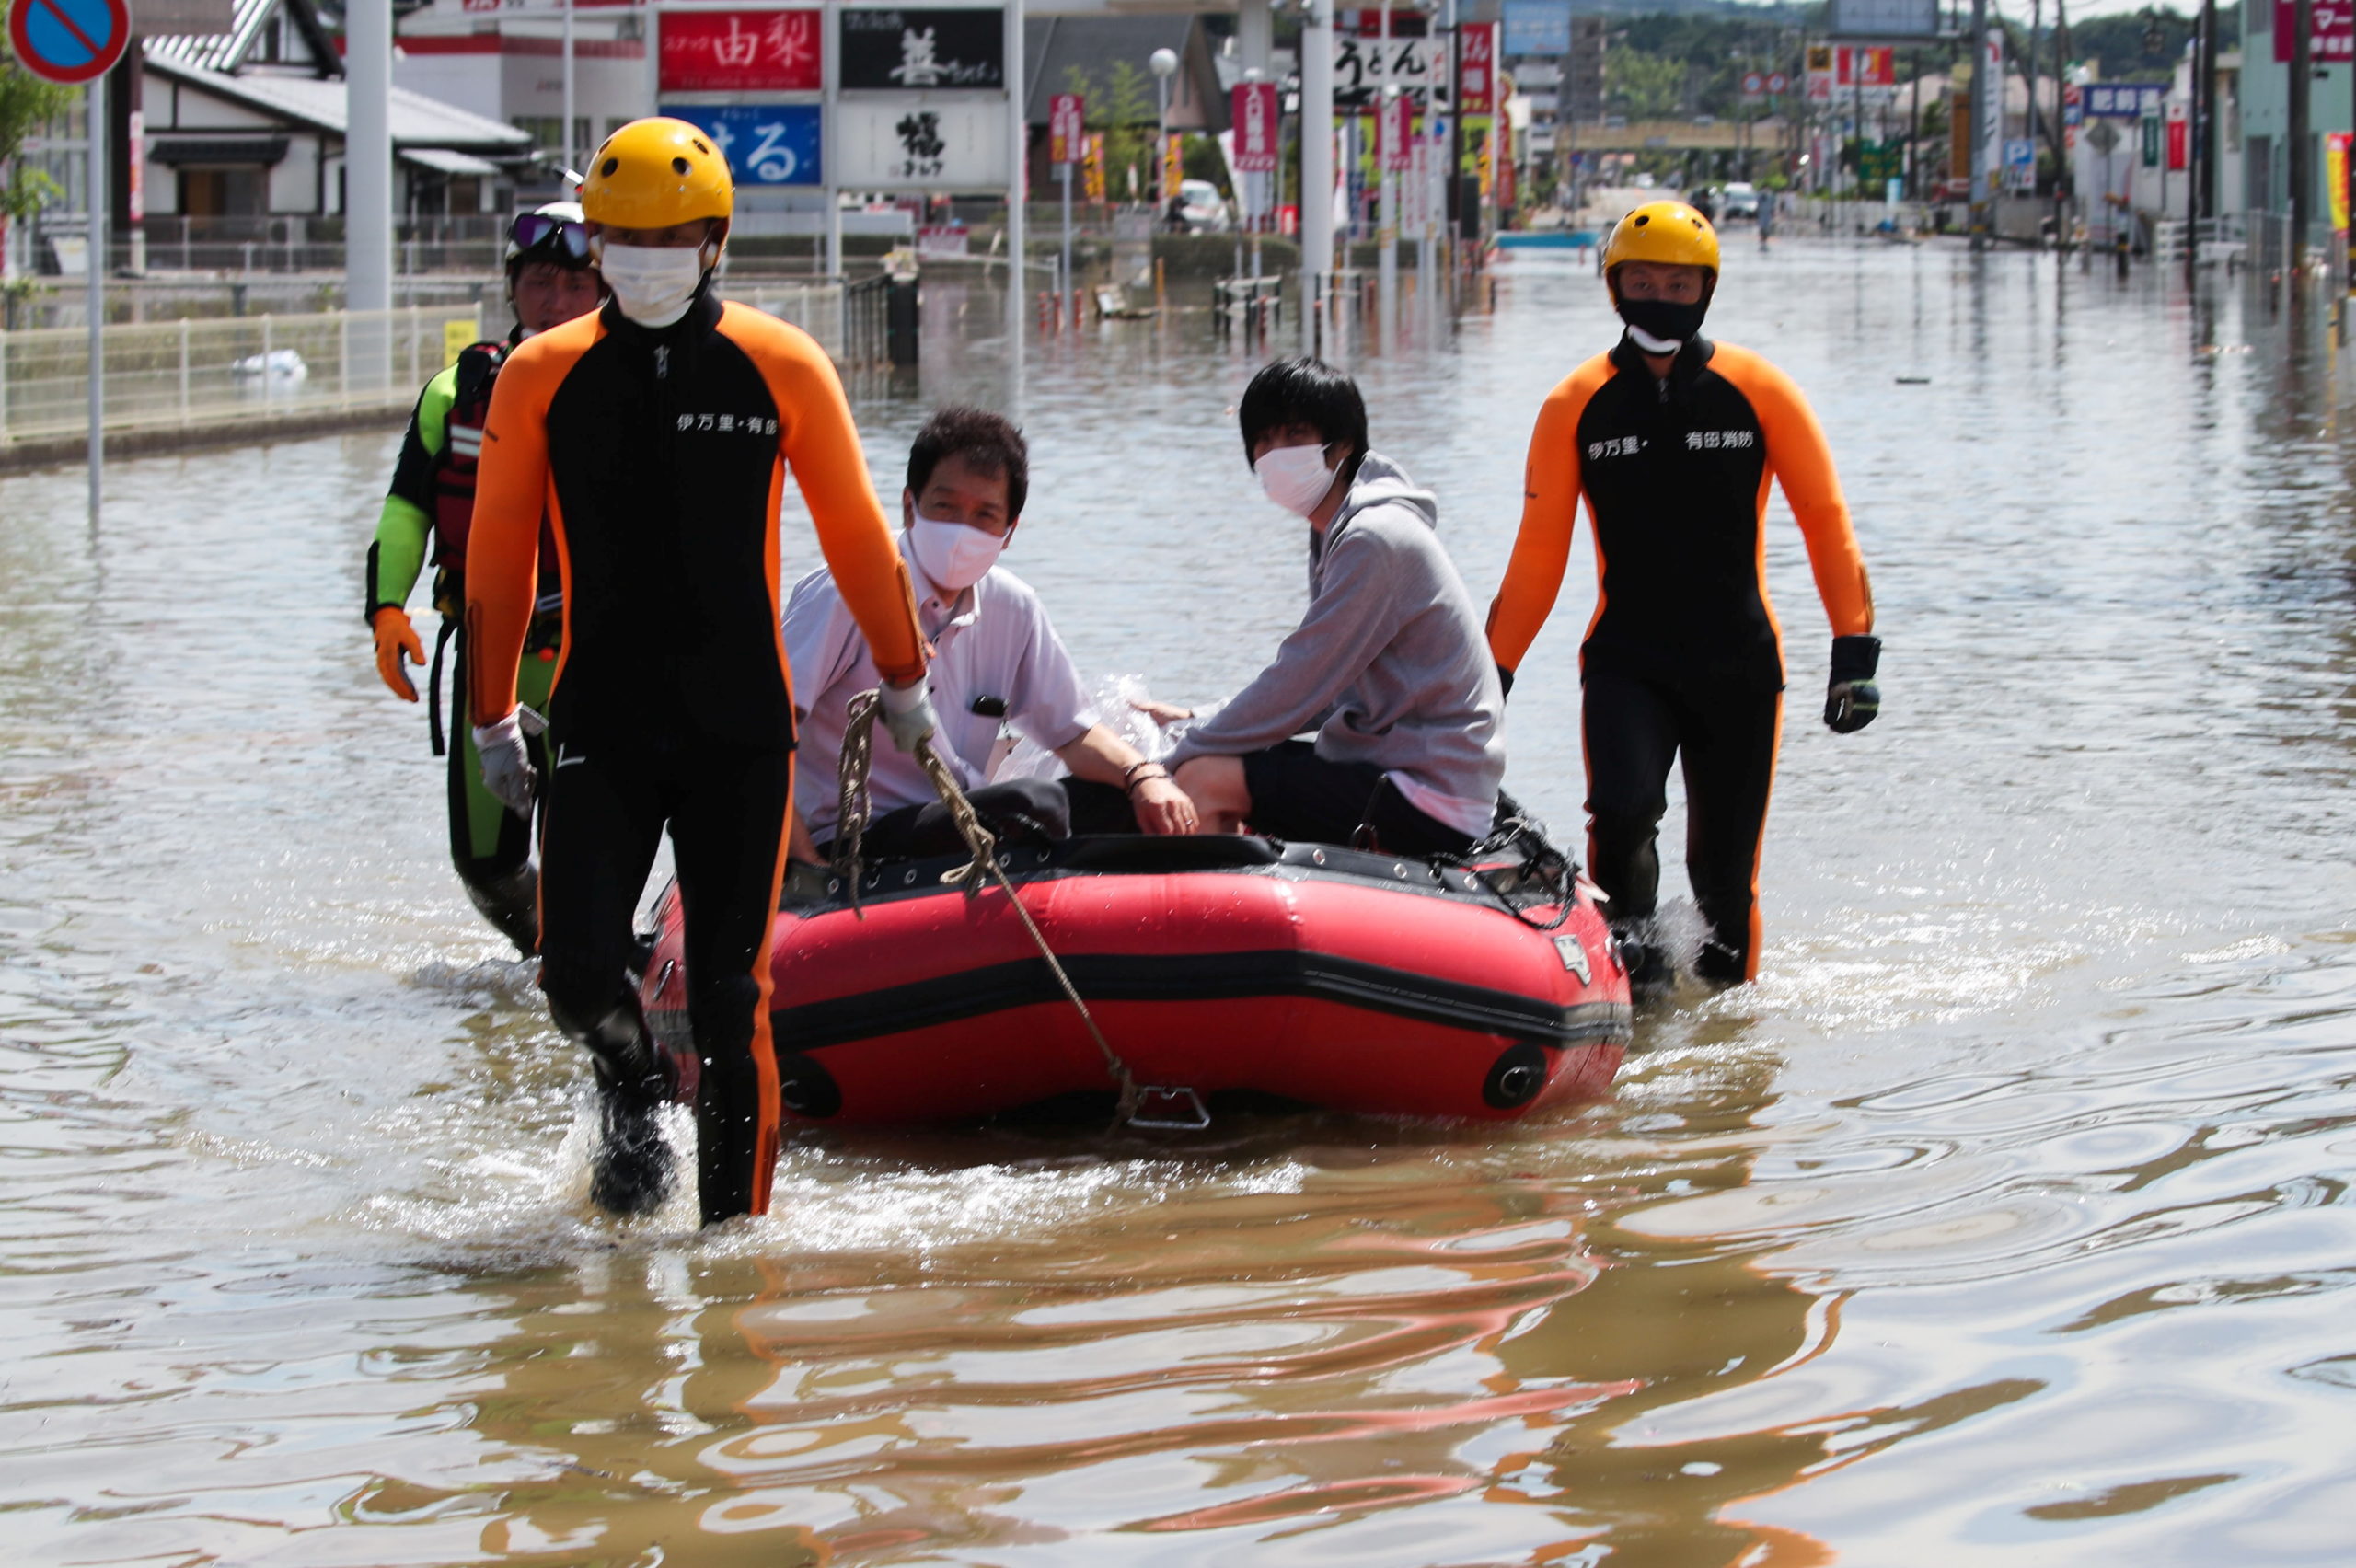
left=464, top=322, right=588, bottom=726
left=1486, top=356, right=1611, bottom=673
left=1715, top=342, right=1875, bottom=638
left=726, top=304, right=926, bottom=685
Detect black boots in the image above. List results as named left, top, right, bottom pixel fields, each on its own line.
left=464, top=863, right=540, bottom=959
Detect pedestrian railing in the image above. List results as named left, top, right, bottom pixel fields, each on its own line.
left=0, top=286, right=872, bottom=455
left=0, top=304, right=484, bottom=449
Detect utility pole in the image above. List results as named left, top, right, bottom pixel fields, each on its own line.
left=1301, top=0, right=1334, bottom=349
left=1968, top=0, right=1990, bottom=244
left=2292, top=0, right=2312, bottom=271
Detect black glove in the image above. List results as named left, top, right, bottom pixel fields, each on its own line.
left=1825, top=635, right=1880, bottom=733
left=1496, top=663, right=1516, bottom=699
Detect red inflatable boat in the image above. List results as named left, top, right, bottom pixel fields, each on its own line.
left=636, top=824, right=1632, bottom=1129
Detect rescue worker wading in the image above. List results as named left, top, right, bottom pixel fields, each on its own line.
left=1486, top=201, right=1882, bottom=994
left=464, top=119, right=933, bottom=1226
left=364, top=202, right=604, bottom=954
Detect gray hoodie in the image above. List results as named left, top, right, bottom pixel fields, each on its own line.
left=1168, top=453, right=1505, bottom=836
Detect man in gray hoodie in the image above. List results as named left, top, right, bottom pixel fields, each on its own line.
left=1166, top=358, right=1505, bottom=856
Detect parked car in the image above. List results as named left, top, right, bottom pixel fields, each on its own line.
left=1719, top=180, right=1760, bottom=220
left=1175, top=179, right=1231, bottom=233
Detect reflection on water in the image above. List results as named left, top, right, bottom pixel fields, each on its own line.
left=6, top=241, right=2356, bottom=1564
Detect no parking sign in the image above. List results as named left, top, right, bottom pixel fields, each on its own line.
left=7, top=0, right=131, bottom=83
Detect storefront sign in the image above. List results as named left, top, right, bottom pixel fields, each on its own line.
left=833, top=98, right=1010, bottom=186
left=2277, top=0, right=2354, bottom=63
left=658, top=9, right=819, bottom=94
left=839, top=7, right=1005, bottom=91
left=660, top=102, right=821, bottom=185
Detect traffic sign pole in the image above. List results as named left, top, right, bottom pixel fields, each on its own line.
left=7, top=0, right=133, bottom=523
left=86, top=67, right=103, bottom=524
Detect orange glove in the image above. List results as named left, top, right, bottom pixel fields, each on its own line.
left=372, top=606, right=425, bottom=702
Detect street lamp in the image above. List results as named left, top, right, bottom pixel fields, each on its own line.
left=1151, top=47, right=1180, bottom=213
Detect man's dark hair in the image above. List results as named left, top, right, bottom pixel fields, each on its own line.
left=907, top=405, right=1028, bottom=520
left=1238, top=357, right=1369, bottom=484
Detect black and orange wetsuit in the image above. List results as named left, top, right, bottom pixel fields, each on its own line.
left=466, top=287, right=924, bottom=1223
left=1487, top=334, right=1874, bottom=983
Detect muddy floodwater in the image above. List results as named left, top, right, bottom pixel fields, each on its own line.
left=6, top=239, right=2356, bottom=1565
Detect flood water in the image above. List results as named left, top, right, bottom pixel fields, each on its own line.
left=6, top=238, right=2356, bottom=1565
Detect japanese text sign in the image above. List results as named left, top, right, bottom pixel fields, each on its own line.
left=1332, top=37, right=1449, bottom=110
left=1380, top=90, right=1412, bottom=169
left=658, top=9, right=819, bottom=93
left=839, top=7, right=1005, bottom=91
left=2278, top=0, right=2354, bottom=63
left=2082, top=83, right=2165, bottom=118
left=835, top=98, right=1010, bottom=186
left=1232, top=81, right=1278, bottom=171
left=1050, top=92, right=1083, bottom=165
left=660, top=102, right=821, bottom=185
left=1457, top=21, right=1497, bottom=114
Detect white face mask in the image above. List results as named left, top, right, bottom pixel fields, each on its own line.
left=594, top=239, right=713, bottom=328
left=907, top=515, right=1005, bottom=594
left=1254, top=443, right=1339, bottom=517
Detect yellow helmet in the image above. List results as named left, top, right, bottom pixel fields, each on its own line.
left=581, top=117, right=733, bottom=229
left=1602, top=201, right=1720, bottom=278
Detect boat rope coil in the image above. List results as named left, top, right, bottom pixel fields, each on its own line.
left=834, top=690, right=1206, bottom=1132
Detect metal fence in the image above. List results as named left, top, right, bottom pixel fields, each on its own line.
left=0, top=305, right=481, bottom=448
left=0, top=287, right=863, bottom=453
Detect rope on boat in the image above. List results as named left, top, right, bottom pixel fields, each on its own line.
left=835, top=688, right=1165, bottom=1128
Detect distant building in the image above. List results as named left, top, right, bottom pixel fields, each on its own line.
left=138, top=0, right=534, bottom=229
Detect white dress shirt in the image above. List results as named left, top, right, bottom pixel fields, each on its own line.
left=785, top=536, right=1099, bottom=839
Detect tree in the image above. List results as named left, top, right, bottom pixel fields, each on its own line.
left=0, top=44, right=73, bottom=234
left=1062, top=60, right=1158, bottom=205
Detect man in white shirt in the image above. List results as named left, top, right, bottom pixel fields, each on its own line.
left=786, top=406, right=1195, bottom=860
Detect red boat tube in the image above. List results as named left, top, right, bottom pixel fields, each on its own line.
left=638, top=829, right=1631, bottom=1128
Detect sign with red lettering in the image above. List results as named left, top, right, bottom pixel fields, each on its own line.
left=2278, top=0, right=2354, bottom=60
left=1380, top=90, right=1412, bottom=171
left=1232, top=81, right=1278, bottom=172
left=1458, top=21, right=1497, bottom=114
left=659, top=9, right=821, bottom=94
left=1050, top=92, right=1084, bottom=166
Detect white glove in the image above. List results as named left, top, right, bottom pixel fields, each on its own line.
left=473, top=709, right=542, bottom=817
left=878, top=678, right=940, bottom=755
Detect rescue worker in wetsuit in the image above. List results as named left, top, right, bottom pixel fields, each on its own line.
left=463, top=119, right=932, bottom=1226
left=1486, top=201, right=1881, bottom=993
left=364, top=202, right=603, bottom=954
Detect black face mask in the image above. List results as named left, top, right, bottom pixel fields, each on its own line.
left=1616, top=295, right=1708, bottom=352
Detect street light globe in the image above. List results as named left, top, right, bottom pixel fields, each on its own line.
left=1149, top=47, right=1179, bottom=78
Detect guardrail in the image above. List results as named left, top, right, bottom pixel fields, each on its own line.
left=0, top=286, right=863, bottom=458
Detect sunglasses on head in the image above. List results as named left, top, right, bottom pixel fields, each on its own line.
left=509, top=213, right=592, bottom=262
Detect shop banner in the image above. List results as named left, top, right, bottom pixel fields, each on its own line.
left=2276, top=0, right=2354, bottom=63
left=658, top=10, right=820, bottom=93
left=1049, top=92, right=1083, bottom=165
left=1232, top=81, right=1279, bottom=171
left=1458, top=22, right=1497, bottom=114
left=840, top=7, right=1005, bottom=90
left=2329, top=132, right=2351, bottom=233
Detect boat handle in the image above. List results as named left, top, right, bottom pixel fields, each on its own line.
left=1127, top=1085, right=1211, bottom=1132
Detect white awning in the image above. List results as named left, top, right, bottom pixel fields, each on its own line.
left=401, top=147, right=503, bottom=177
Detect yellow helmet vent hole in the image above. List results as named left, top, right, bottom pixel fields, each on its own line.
left=672, top=157, right=691, bottom=174
left=600, top=157, right=619, bottom=177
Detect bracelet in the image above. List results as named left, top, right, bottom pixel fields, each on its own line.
left=1123, top=763, right=1169, bottom=793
